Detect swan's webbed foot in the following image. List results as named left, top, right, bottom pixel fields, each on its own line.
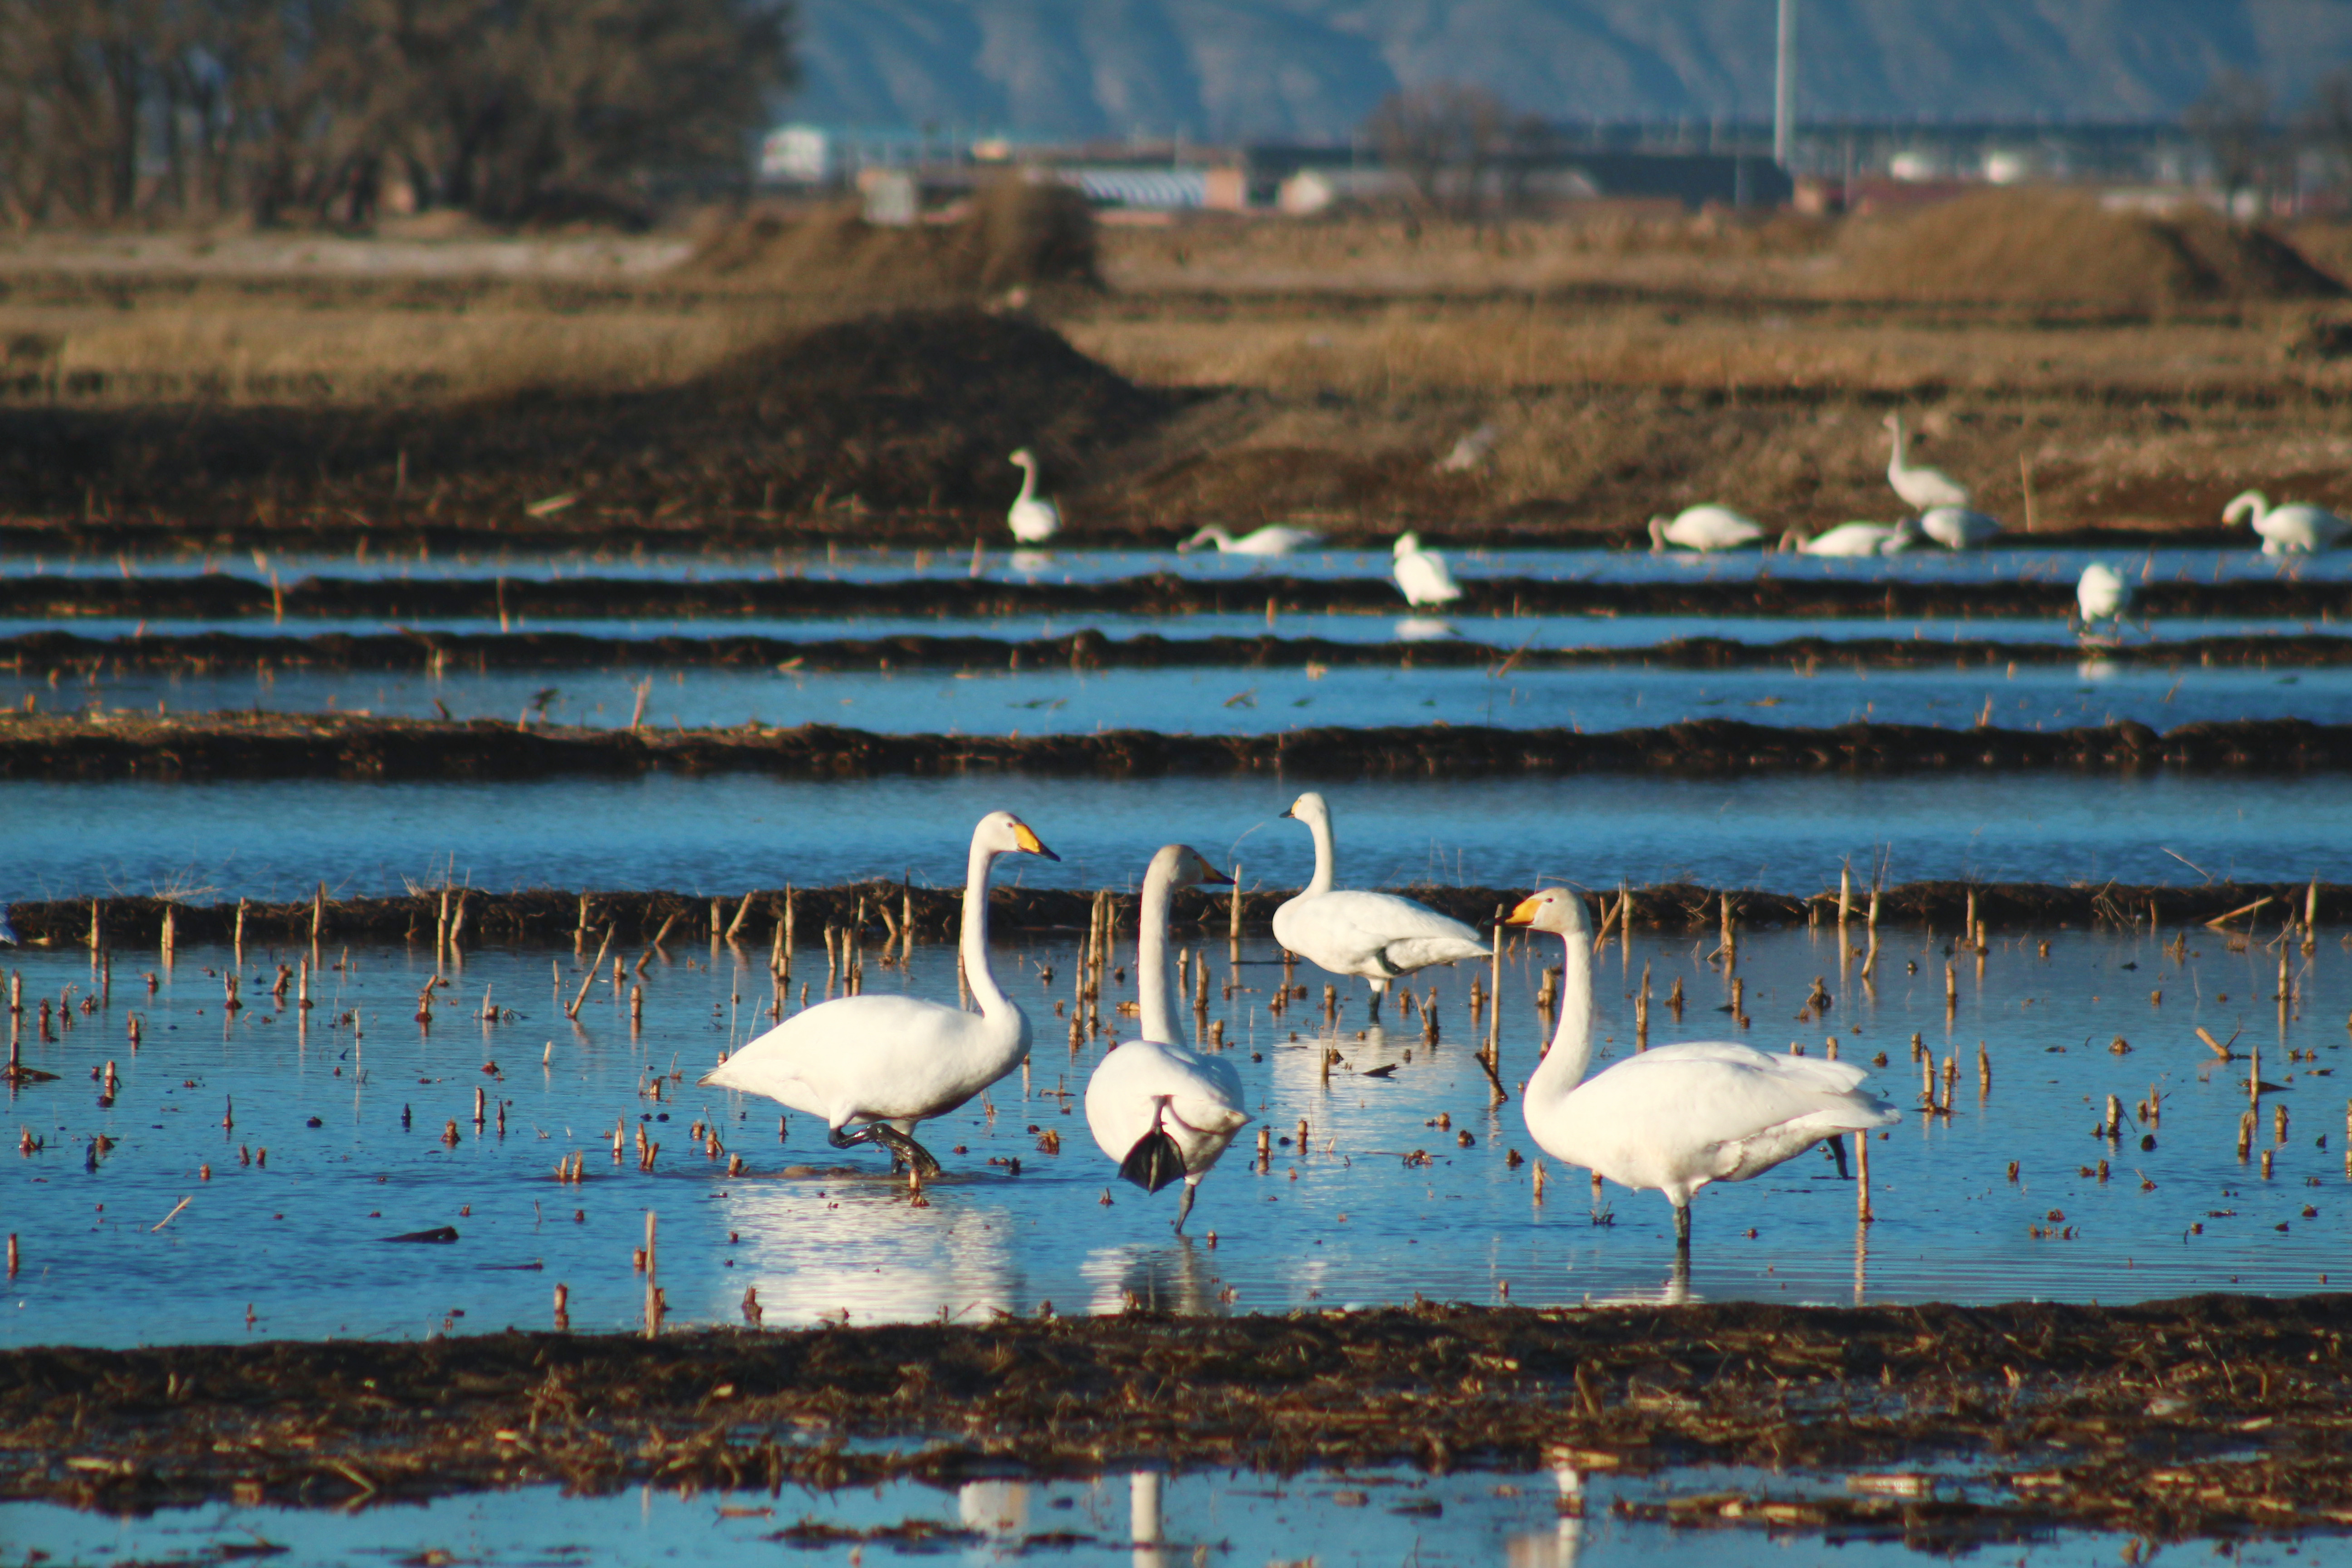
left=1120, top=1127, right=1186, bottom=1194
left=1673, top=1202, right=1692, bottom=1254
left=1827, top=1136, right=1851, bottom=1181
left=1172, top=1181, right=1197, bottom=1234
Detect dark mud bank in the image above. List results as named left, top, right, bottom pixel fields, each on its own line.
left=6, top=1294, right=2352, bottom=1539
left=2, top=877, right=2337, bottom=949
left=2, top=570, right=2345, bottom=623
left=3, top=710, right=2351, bottom=783
left=13, top=627, right=2352, bottom=677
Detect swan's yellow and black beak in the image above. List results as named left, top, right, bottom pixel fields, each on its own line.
left=1010, top=819, right=1060, bottom=861
left=1200, top=863, right=1234, bottom=886
left=1504, top=894, right=1546, bottom=926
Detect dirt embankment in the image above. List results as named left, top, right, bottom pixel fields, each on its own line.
left=2, top=570, right=2345, bottom=624
left=6, top=1295, right=2352, bottom=1540
left=1, top=710, right=2348, bottom=784
left=2, top=878, right=2337, bottom=950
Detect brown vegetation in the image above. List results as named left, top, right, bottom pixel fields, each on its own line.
left=679, top=181, right=1102, bottom=300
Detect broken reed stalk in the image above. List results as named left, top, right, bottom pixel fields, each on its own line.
left=567, top=926, right=616, bottom=1019
left=1857, top=1133, right=1873, bottom=1224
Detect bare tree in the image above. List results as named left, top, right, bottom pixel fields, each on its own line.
left=2185, top=68, right=2274, bottom=201
left=1364, top=83, right=1514, bottom=225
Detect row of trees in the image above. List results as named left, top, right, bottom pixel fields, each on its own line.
left=2186, top=68, right=2352, bottom=200
left=0, top=0, right=794, bottom=227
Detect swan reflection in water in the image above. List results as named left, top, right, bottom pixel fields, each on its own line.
left=1505, top=1458, right=1588, bottom=1568
left=1394, top=616, right=1458, bottom=642
left=955, top=1471, right=1169, bottom=1565
left=714, top=1178, right=1030, bottom=1324
left=1082, top=1237, right=1228, bottom=1317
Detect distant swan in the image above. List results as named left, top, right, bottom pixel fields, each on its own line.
left=1884, top=507, right=2002, bottom=552
left=1179, top=524, right=1323, bottom=556
left=1391, top=532, right=1463, bottom=607
left=1083, top=844, right=1250, bottom=1233
left=1646, top=505, right=1764, bottom=553
left=1007, top=449, right=1062, bottom=544
left=1883, top=413, right=1971, bottom=510
left=1508, top=886, right=1900, bottom=1253
left=2223, top=490, right=2351, bottom=555
left=2075, top=562, right=2131, bottom=631
left=700, top=811, right=1057, bottom=1180
left=1273, top=791, right=1489, bottom=1021
left=1778, top=521, right=1899, bottom=557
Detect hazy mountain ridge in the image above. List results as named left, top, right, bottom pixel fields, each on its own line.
left=791, top=0, right=2352, bottom=139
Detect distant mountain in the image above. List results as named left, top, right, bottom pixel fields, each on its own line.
left=789, top=0, right=2352, bottom=141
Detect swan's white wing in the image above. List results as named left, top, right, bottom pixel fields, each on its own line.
left=1085, top=1039, right=1250, bottom=1173
left=1279, top=890, right=1488, bottom=977
left=1551, top=1051, right=1896, bottom=1195
left=705, top=994, right=1023, bottom=1125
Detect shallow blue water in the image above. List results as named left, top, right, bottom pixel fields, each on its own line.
left=4, top=771, right=2349, bottom=903
left=10, top=659, right=2347, bottom=738
left=0, top=1462, right=2199, bottom=1568
left=2, top=917, right=2346, bottom=1349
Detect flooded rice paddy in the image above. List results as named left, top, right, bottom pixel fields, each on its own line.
left=6, top=914, right=2349, bottom=1348
left=10, top=658, right=2352, bottom=737
left=7, top=771, right=2352, bottom=902
left=0, top=1461, right=2259, bottom=1568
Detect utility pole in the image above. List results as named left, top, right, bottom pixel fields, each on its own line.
left=1774, top=0, right=1798, bottom=169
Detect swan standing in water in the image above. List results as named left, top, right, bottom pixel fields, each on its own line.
left=700, top=810, right=1057, bottom=1180
left=1646, top=505, right=1764, bottom=552
left=1085, top=844, right=1250, bottom=1233
left=1506, top=887, right=1899, bottom=1254
left=2075, top=562, right=2131, bottom=636
left=2223, top=490, right=2351, bottom=554
left=1178, top=524, right=1323, bottom=556
left=1273, top=792, right=1489, bottom=1021
left=1777, top=521, right=1899, bottom=557
left=1883, top=413, right=1971, bottom=510
left=1391, top=531, right=1463, bottom=607
left=1006, top=449, right=1062, bottom=544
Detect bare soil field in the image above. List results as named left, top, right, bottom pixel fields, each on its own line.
left=9, top=196, right=2352, bottom=546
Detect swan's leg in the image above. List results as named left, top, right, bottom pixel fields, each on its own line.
left=865, top=1123, right=944, bottom=1180
left=1828, top=1137, right=1851, bottom=1181
left=1172, top=1179, right=1197, bottom=1235
left=1672, top=1201, right=1691, bottom=1253
left=1366, top=986, right=1382, bottom=1022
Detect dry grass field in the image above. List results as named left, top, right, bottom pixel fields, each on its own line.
left=9, top=193, right=2352, bottom=541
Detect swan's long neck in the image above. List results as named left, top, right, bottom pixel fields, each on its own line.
left=1304, top=812, right=1337, bottom=897
left=1014, top=459, right=1039, bottom=505
left=1136, top=858, right=1186, bottom=1048
left=1887, top=416, right=1907, bottom=475
left=1526, top=924, right=1595, bottom=1106
left=960, top=837, right=1010, bottom=1019
left=1646, top=518, right=1668, bottom=552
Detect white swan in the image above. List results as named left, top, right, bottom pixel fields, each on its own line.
left=1884, top=413, right=1972, bottom=510
left=700, top=810, right=1057, bottom=1177
left=0, top=906, right=15, bottom=945
left=2076, top=562, right=2131, bottom=629
left=1391, top=532, right=1463, bottom=607
left=1646, top=505, right=1764, bottom=553
left=1506, top=886, right=1900, bottom=1253
left=1006, top=449, right=1062, bottom=544
left=1884, top=507, right=2002, bottom=552
left=1084, top=844, right=1250, bottom=1233
left=2223, top=490, right=2351, bottom=555
left=1272, top=791, right=1490, bottom=1020
left=1179, top=524, right=1323, bottom=556
left=1777, top=521, right=1898, bottom=557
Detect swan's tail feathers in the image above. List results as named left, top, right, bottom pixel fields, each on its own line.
left=1169, top=1097, right=1250, bottom=1139
left=1119, top=1128, right=1188, bottom=1194
left=699, top=1057, right=751, bottom=1092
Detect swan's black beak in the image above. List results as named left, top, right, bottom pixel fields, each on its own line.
left=1279, top=807, right=1295, bottom=820
left=1119, top=1129, right=1186, bottom=1194
left=1200, top=866, right=1234, bottom=886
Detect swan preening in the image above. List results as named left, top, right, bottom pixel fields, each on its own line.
left=2075, top=562, right=2131, bottom=632
left=1180, top=524, right=1323, bottom=556
left=1883, top=413, right=1972, bottom=510
left=1391, top=531, right=1463, bottom=607
left=1006, top=449, right=1062, bottom=544
left=2223, top=490, right=2351, bottom=554
left=701, top=810, right=1058, bottom=1179
left=1083, top=844, right=1250, bottom=1232
left=1507, top=887, right=1900, bottom=1253
left=1777, top=520, right=1899, bottom=557
left=1272, top=791, right=1490, bottom=1019
left=1647, top=505, right=1764, bottom=553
